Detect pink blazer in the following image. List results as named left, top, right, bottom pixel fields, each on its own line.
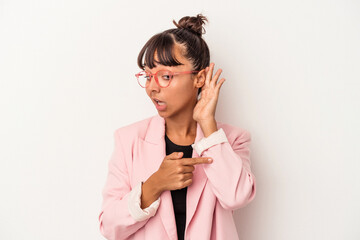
left=98, top=114, right=256, bottom=240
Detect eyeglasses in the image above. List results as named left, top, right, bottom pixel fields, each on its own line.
left=135, top=69, right=200, bottom=88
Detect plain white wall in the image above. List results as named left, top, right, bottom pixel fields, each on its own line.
left=1, top=0, right=359, bottom=239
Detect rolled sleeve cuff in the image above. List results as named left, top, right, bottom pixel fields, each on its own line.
left=127, top=181, right=161, bottom=222
left=191, top=128, right=229, bottom=156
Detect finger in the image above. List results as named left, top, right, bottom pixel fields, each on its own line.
left=209, top=63, right=215, bottom=83
left=182, top=157, right=213, bottom=166
left=167, top=152, right=183, bottom=160
left=182, top=172, right=193, bottom=181
left=211, top=69, right=223, bottom=87
left=205, top=63, right=214, bottom=86
left=182, top=178, right=193, bottom=188
left=182, top=165, right=195, bottom=173
left=216, top=78, right=226, bottom=91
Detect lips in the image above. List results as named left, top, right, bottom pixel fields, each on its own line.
left=152, top=97, right=167, bottom=110
left=153, top=98, right=165, bottom=104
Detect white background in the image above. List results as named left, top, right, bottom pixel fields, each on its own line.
left=1, top=0, right=359, bottom=239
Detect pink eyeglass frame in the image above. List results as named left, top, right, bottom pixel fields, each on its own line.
left=135, top=69, right=200, bottom=88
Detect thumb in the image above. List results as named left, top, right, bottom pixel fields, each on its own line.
left=169, top=151, right=183, bottom=159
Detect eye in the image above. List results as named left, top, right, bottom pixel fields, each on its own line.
left=145, top=72, right=151, bottom=81
left=162, top=75, right=171, bottom=80
left=160, top=71, right=173, bottom=81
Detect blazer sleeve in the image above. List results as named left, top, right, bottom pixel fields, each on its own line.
left=98, top=129, right=158, bottom=240
left=195, top=127, right=256, bottom=210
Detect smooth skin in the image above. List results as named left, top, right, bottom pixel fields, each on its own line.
left=141, top=43, right=226, bottom=209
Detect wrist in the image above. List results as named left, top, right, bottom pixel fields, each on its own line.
left=199, top=118, right=218, bottom=137
left=197, top=116, right=215, bottom=124
left=146, top=172, right=163, bottom=197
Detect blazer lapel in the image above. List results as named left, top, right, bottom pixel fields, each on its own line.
left=142, top=115, right=208, bottom=240
left=185, top=122, right=207, bottom=230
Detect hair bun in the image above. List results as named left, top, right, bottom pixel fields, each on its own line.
left=172, top=14, right=208, bottom=37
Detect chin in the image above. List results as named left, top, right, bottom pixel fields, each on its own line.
left=156, top=111, right=167, bottom=118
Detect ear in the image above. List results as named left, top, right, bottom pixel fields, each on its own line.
left=193, top=69, right=207, bottom=89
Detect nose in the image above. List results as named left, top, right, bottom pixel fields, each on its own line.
left=147, top=74, right=160, bottom=91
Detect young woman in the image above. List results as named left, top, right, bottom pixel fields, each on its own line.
left=98, top=14, right=256, bottom=240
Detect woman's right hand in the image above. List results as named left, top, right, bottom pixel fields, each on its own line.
left=154, top=152, right=213, bottom=192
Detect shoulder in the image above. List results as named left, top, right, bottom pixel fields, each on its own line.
left=216, top=121, right=251, bottom=144
left=113, top=115, right=157, bottom=140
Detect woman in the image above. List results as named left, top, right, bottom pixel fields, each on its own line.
left=98, top=14, right=256, bottom=240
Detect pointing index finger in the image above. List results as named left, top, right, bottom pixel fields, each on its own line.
left=181, top=157, right=213, bottom=166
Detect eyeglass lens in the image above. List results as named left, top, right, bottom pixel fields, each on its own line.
left=137, top=70, right=173, bottom=88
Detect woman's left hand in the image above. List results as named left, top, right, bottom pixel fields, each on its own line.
left=193, top=62, right=226, bottom=123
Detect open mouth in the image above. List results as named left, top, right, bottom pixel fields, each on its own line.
left=153, top=98, right=167, bottom=110
left=155, top=99, right=166, bottom=105
left=153, top=98, right=166, bottom=105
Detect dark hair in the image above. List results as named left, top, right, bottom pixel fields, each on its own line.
left=137, top=14, right=210, bottom=95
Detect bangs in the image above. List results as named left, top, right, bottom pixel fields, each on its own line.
left=137, top=33, right=184, bottom=70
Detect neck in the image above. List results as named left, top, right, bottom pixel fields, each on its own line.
left=164, top=100, right=198, bottom=139
left=165, top=115, right=197, bottom=139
